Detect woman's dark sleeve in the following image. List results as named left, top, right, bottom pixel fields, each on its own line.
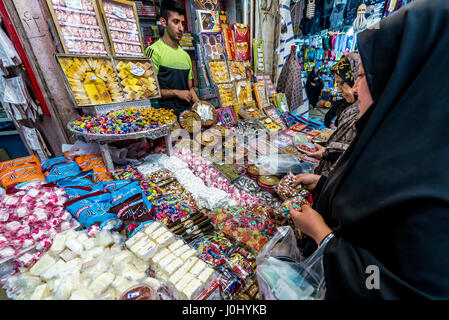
left=311, top=175, right=327, bottom=200
left=322, top=149, right=342, bottom=163
left=322, top=203, right=449, bottom=299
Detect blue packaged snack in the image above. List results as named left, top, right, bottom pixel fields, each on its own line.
left=64, top=190, right=122, bottom=230
left=64, top=186, right=94, bottom=200
left=41, top=156, right=69, bottom=171
left=110, top=181, right=152, bottom=210
left=100, top=179, right=134, bottom=193
left=56, top=171, right=96, bottom=188
left=44, top=162, right=82, bottom=183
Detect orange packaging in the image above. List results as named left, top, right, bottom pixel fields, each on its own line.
left=94, top=171, right=113, bottom=183
left=0, top=163, right=45, bottom=189
left=0, top=155, right=40, bottom=174
left=75, top=155, right=108, bottom=173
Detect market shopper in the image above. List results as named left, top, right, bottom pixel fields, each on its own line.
left=303, top=52, right=360, bottom=176
left=290, top=0, right=449, bottom=299
left=145, top=0, right=199, bottom=117
left=305, top=67, right=323, bottom=109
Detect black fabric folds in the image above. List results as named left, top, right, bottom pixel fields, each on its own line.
left=315, top=0, right=449, bottom=299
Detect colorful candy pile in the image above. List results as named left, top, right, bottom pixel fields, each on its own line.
left=153, top=196, right=193, bottom=225
left=71, top=107, right=176, bottom=135
left=275, top=172, right=310, bottom=201
left=0, top=182, right=78, bottom=273
left=280, top=195, right=310, bottom=215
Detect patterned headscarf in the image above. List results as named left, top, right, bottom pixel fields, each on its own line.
left=330, top=52, right=360, bottom=87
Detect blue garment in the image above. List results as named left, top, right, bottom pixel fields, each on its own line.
left=329, top=0, right=348, bottom=30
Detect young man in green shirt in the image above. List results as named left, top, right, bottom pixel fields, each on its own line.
left=145, top=0, right=199, bottom=116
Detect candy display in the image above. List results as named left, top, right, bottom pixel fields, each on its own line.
left=48, top=0, right=109, bottom=55
left=216, top=106, right=236, bottom=128
left=152, top=196, right=192, bottom=226
left=213, top=163, right=242, bottom=182
left=70, top=107, right=176, bottom=135
left=197, top=10, right=221, bottom=33
left=57, top=55, right=124, bottom=106
left=297, top=142, right=318, bottom=154
left=235, top=80, right=253, bottom=104
left=192, top=101, right=217, bottom=127
left=99, top=0, right=144, bottom=56
left=216, top=82, right=237, bottom=107
left=254, top=82, right=270, bottom=110
left=114, top=58, right=159, bottom=100
left=239, top=106, right=264, bottom=121
left=256, top=116, right=283, bottom=134
left=232, top=24, right=250, bottom=60
left=253, top=39, right=265, bottom=73
left=228, top=61, right=247, bottom=81
left=179, top=111, right=202, bottom=134
left=208, top=60, right=230, bottom=84
left=280, top=195, right=310, bottom=216
left=201, top=33, right=226, bottom=60
left=264, top=107, right=287, bottom=131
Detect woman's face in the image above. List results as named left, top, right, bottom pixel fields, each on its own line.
left=335, top=74, right=355, bottom=103
left=353, top=63, right=374, bottom=115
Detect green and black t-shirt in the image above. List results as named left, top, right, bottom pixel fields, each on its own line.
left=146, top=39, right=193, bottom=116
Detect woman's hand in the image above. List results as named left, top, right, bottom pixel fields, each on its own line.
left=303, top=143, right=326, bottom=160
left=293, top=173, right=321, bottom=191
left=289, top=203, right=333, bottom=246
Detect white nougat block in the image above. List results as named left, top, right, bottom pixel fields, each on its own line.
left=88, top=272, right=116, bottom=296
left=29, top=255, right=56, bottom=276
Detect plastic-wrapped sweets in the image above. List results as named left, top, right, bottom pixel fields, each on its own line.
left=4, top=229, right=162, bottom=300
left=0, top=183, right=79, bottom=281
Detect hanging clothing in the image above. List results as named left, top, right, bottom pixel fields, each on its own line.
left=276, top=0, right=295, bottom=81
left=343, top=0, right=360, bottom=27
left=329, top=0, right=348, bottom=30
left=276, top=51, right=304, bottom=110
left=322, top=0, right=336, bottom=29
left=291, top=0, right=306, bottom=35
left=314, top=0, right=449, bottom=299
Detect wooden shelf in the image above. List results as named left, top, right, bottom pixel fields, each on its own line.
left=0, top=130, right=19, bottom=136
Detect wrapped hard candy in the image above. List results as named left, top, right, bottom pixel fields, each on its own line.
left=0, top=247, right=15, bottom=260
left=5, top=221, right=21, bottom=234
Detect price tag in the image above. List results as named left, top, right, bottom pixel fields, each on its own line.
left=65, top=0, right=83, bottom=10
left=130, top=65, right=145, bottom=76
left=113, top=7, right=127, bottom=19
left=89, top=75, right=97, bottom=81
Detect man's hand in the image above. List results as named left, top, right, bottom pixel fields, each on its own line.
left=303, top=143, right=326, bottom=160
left=176, top=90, right=193, bottom=102
left=293, top=173, right=321, bottom=191
left=289, top=203, right=332, bottom=245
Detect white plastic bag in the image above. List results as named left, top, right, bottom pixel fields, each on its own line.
left=256, top=226, right=328, bottom=300
left=255, top=154, right=314, bottom=175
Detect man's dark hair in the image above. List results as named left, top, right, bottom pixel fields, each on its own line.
left=160, top=0, right=185, bottom=21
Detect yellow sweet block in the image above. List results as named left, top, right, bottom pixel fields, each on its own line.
left=83, top=83, right=102, bottom=104
left=96, top=84, right=112, bottom=104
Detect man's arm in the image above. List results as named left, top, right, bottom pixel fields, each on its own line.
left=189, top=79, right=199, bottom=103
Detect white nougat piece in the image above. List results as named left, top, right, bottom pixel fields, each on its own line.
left=29, top=254, right=56, bottom=276
left=169, top=268, right=186, bottom=286
left=181, top=257, right=200, bottom=273
left=88, top=272, right=115, bottom=296
left=136, top=240, right=158, bottom=260
left=165, top=257, right=183, bottom=276
left=40, top=259, right=66, bottom=280
left=148, top=226, right=167, bottom=241
left=49, top=233, right=67, bottom=254
left=132, top=258, right=150, bottom=273
left=65, top=237, right=83, bottom=254
left=189, top=259, right=207, bottom=278
left=129, top=236, right=151, bottom=255
left=197, top=267, right=215, bottom=285
left=62, top=258, right=81, bottom=274
left=83, top=246, right=103, bottom=259
left=69, top=288, right=94, bottom=300
left=183, top=278, right=203, bottom=300
left=122, top=263, right=146, bottom=281
left=83, top=237, right=96, bottom=251
left=59, top=248, right=78, bottom=262
left=175, top=273, right=195, bottom=295
left=168, top=239, right=184, bottom=252
left=154, top=231, right=175, bottom=247
left=150, top=247, right=170, bottom=265
left=76, top=233, right=89, bottom=246
left=125, top=231, right=146, bottom=249
left=97, top=230, right=114, bottom=247
left=30, top=283, right=49, bottom=300
left=16, top=274, right=43, bottom=292
left=156, top=253, right=176, bottom=270
left=174, top=244, right=190, bottom=257
left=143, top=221, right=162, bottom=236
left=112, top=275, right=133, bottom=294
left=64, top=229, right=78, bottom=240
left=112, top=251, right=133, bottom=268
left=180, top=249, right=197, bottom=263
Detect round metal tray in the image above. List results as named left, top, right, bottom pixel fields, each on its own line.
left=67, top=119, right=176, bottom=142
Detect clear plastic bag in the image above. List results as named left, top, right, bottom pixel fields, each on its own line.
left=256, top=226, right=328, bottom=300
left=0, top=28, right=21, bottom=67
left=255, top=154, right=313, bottom=175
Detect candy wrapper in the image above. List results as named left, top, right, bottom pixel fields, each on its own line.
left=152, top=196, right=193, bottom=225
